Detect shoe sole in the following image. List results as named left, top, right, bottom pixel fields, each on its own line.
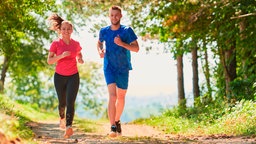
left=64, top=128, right=73, bottom=138
left=109, top=132, right=117, bottom=138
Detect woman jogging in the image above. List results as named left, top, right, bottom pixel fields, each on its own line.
left=47, top=13, right=84, bottom=138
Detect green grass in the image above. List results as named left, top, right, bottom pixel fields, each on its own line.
left=0, top=94, right=60, bottom=143
left=0, top=94, right=101, bottom=143
left=208, top=100, right=256, bottom=135
left=74, top=117, right=108, bottom=133
left=133, top=99, right=256, bottom=136
left=1, top=93, right=255, bottom=143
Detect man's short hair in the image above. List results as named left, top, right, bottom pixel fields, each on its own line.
left=109, top=5, right=122, bottom=13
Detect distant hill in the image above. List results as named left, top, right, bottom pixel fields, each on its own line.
left=121, top=94, right=178, bottom=122
left=76, top=94, right=178, bottom=122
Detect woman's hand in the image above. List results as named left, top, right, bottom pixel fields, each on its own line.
left=47, top=51, right=71, bottom=65
left=62, top=51, right=71, bottom=58
left=77, top=58, right=84, bottom=64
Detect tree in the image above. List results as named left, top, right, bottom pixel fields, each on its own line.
left=78, top=61, right=106, bottom=116
left=191, top=41, right=200, bottom=102
left=128, top=0, right=256, bottom=105
left=0, top=0, right=56, bottom=95
left=128, top=0, right=206, bottom=107
left=200, top=38, right=212, bottom=103
left=230, top=0, right=256, bottom=101
left=176, top=46, right=186, bottom=108
left=0, top=0, right=106, bottom=113
left=5, top=0, right=253, bottom=110
left=206, top=0, right=256, bottom=101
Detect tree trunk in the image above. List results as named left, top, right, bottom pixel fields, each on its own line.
left=220, top=42, right=237, bottom=100
left=177, top=54, right=186, bottom=108
left=226, top=43, right=237, bottom=100
left=202, top=40, right=212, bottom=103
left=239, top=19, right=247, bottom=79
left=0, top=56, right=9, bottom=93
left=191, top=47, right=200, bottom=105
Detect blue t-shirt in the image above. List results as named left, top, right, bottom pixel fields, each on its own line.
left=99, top=25, right=138, bottom=73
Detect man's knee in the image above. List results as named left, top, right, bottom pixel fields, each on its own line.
left=109, top=94, right=117, bottom=101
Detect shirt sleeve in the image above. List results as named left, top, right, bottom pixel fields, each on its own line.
left=99, top=28, right=105, bottom=43
left=75, top=40, right=82, bottom=52
left=49, top=41, right=57, bottom=54
left=127, top=27, right=138, bottom=44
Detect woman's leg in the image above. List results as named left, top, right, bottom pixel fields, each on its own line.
left=54, top=73, right=67, bottom=119
left=66, top=73, right=79, bottom=127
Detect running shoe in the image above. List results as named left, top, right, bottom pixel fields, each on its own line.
left=59, top=118, right=66, bottom=129
left=64, top=126, right=73, bottom=138
left=115, top=120, right=122, bottom=136
left=109, top=125, right=117, bottom=137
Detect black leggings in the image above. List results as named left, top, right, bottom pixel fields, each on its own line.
left=54, top=72, right=79, bottom=127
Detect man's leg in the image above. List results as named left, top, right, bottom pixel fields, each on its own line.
left=107, top=83, right=118, bottom=137
left=107, top=83, right=117, bottom=126
left=114, top=71, right=129, bottom=136
left=115, top=88, right=127, bottom=121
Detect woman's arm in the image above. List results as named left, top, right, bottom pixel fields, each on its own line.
left=77, top=52, right=84, bottom=64
left=47, top=51, right=70, bottom=64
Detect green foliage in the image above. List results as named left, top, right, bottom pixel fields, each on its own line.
left=206, top=100, right=256, bottom=135
left=162, top=96, right=229, bottom=126
left=0, top=93, right=102, bottom=143
left=0, top=94, right=56, bottom=121
left=230, top=75, right=256, bottom=101
left=0, top=0, right=106, bottom=114
left=127, top=0, right=256, bottom=103
left=1, top=1, right=255, bottom=131
left=134, top=99, right=256, bottom=136
left=0, top=113, right=35, bottom=143
left=78, top=61, right=106, bottom=116
left=0, top=0, right=57, bottom=99
left=0, top=94, right=55, bottom=143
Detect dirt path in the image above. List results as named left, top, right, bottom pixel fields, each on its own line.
left=30, top=120, right=256, bottom=144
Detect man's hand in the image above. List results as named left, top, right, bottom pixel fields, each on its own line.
left=114, top=35, right=123, bottom=47
left=97, top=41, right=105, bottom=58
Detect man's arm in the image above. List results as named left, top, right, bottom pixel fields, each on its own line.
left=97, top=40, right=105, bottom=58
left=114, top=35, right=139, bottom=52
